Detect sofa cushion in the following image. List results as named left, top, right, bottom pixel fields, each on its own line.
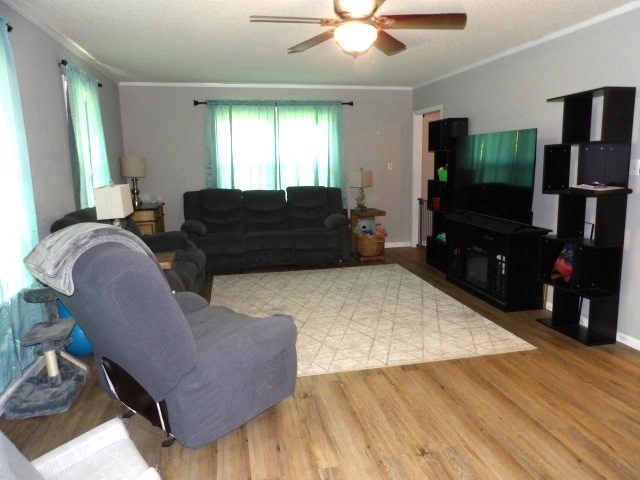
left=245, top=231, right=293, bottom=251
left=198, top=232, right=245, bottom=255
left=195, top=189, right=245, bottom=233
left=286, top=186, right=330, bottom=229
left=292, top=228, right=339, bottom=249
left=243, top=190, right=290, bottom=232
left=326, top=187, right=344, bottom=214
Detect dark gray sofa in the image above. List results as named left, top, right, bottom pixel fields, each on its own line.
left=181, top=186, right=351, bottom=274
left=51, top=207, right=206, bottom=294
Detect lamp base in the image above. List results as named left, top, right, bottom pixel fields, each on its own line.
left=130, top=177, right=142, bottom=209
left=355, top=187, right=367, bottom=209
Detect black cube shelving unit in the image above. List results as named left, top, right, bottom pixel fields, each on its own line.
left=539, top=86, right=635, bottom=345
left=425, top=118, right=467, bottom=271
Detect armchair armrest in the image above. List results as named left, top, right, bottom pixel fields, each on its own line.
left=323, top=213, right=349, bottom=229
left=181, top=219, right=207, bottom=236
left=143, top=230, right=188, bottom=252
left=173, top=291, right=210, bottom=314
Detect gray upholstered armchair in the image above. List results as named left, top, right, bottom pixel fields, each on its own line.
left=25, top=225, right=298, bottom=449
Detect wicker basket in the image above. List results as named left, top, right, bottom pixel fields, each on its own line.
left=357, top=233, right=385, bottom=257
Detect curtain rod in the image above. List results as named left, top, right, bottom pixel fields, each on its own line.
left=193, top=100, right=353, bottom=107
left=59, top=59, right=102, bottom=87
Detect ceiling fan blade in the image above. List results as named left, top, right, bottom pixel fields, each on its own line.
left=374, top=30, right=406, bottom=56
left=288, top=30, right=335, bottom=54
left=250, top=15, right=340, bottom=27
left=377, top=13, right=467, bottom=30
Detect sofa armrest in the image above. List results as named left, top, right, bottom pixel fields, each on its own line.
left=181, top=219, right=207, bottom=236
left=143, top=230, right=188, bottom=252
left=32, top=418, right=160, bottom=480
left=323, top=213, right=349, bottom=229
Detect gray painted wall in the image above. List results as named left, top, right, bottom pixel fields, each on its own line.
left=5, top=0, right=639, bottom=341
left=413, top=8, right=640, bottom=342
left=118, top=85, right=413, bottom=243
left=1, top=1, right=123, bottom=238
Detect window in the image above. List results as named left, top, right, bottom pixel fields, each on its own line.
left=0, top=18, right=45, bottom=393
left=206, top=100, right=345, bottom=196
left=61, top=61, right=111, bottom=208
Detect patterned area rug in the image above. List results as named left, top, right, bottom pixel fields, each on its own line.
left=211, top=264, right=535, bottom=377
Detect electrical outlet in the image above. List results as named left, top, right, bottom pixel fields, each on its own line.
left=631, top=158, right=640, bottom=176
left=387, top=162, right=393, bottom=171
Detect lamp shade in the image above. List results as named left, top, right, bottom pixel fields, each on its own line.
left=94, top=184, right=134, bottom=220
left=349, top=169, right=373, bottom=188
left=120, top=156, right=147, bottom=178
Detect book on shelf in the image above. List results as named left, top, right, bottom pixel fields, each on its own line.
left=571, top=183, right=625, bottom=191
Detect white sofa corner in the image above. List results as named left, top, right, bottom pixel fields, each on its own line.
left=0, top=418, right=160, bottom=480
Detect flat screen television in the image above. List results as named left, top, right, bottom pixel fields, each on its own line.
left=453, top=128, right=537, bottom=224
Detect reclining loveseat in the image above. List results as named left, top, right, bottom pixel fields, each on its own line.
left=51, top=207, right=206, bottom=294
left=181, top=186, right=351, bottom=274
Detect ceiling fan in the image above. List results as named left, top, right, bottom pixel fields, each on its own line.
left=250, top=0, right=467, bottom=57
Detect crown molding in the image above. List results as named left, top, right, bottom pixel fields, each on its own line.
left=118, top=82, right=412, bottom=91
left=415, top=1, right=640, bottom=89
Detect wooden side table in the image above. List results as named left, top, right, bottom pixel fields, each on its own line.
left=155, top=251, right=176, bottom=270
left=131, top=202, right=165, bottom=235
left=350, top=207, right=386, bottom=261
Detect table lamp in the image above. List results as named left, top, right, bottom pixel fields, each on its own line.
left=120, top=155, right=147, bottom=209
left=94, top=184, right=134, bottom=228
left=349, top=168, right=373, bottom=209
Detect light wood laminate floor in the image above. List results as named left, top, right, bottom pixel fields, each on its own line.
left=2, top=247, right=640, bottom=479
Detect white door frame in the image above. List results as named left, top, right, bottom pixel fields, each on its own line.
left=411, top=105, right=443, bottom=247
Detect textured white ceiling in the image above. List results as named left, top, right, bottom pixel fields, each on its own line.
left=4, top=0, right=639, bottom=87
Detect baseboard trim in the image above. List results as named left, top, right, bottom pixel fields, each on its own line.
left=616, top=332, right=640, bottom=350
left=542, top=304, right=639, bottom=351
left=386, top=241, right=411, bottom=248
left=0, top=357, right=45, bottom=415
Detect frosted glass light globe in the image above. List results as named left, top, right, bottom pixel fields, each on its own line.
left=334, top=22, right=378, bottom=56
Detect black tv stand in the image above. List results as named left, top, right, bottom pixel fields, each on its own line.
left=446, top=211, right=550, bottom=311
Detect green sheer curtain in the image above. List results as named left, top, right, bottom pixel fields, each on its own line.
left=206, top=100, right=345, bottom=198
left=61, top=61, right=111, bottom=208
left=0, top=18, right=46, bottom=393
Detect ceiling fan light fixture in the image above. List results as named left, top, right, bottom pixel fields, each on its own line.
left=334, top=0, right=379, bottom=18
left=334, top=22, right=377, bottom=56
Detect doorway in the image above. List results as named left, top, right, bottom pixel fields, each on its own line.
left=411, top=106, right=441, bottom=247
